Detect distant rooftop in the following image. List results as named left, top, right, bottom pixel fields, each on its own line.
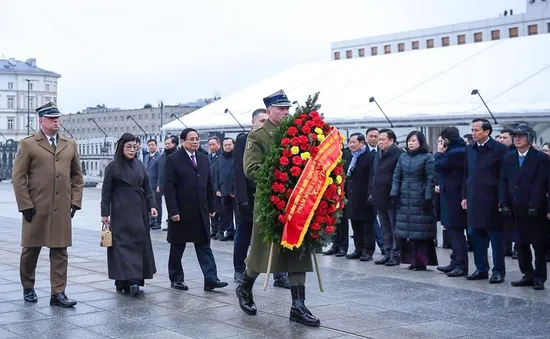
left=0, top=58, right=61, bottom=77
left=179, top=96, right=221, bottom=108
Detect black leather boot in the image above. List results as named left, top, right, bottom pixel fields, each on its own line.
left=289, top=286, right=320, bottom=327
left=236, top=274, right=257, bottom=315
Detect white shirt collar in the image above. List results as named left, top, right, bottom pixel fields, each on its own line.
left=185, top=149, right=195, bottom=157
left=518, top=149, right=529, bottom=157
left=368, top=145, right=377, bottom=152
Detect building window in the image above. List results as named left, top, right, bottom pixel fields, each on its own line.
left=509, top=27, right=519, bottom=38
left=334, top=52, right=340, bottom=60
left=548, top=22, right=550, bottom=33
left=346, top=50, right=352, bottom=59
left=29, top=83, right=34, bottom=91
left=53, top=97, right=57, bottom=104
left=8, top=82, right=13, bottom=90
left=384, top=45, right=391, bottom=54
left=7, top=118, right=14, bottom=130
left=28, top=97, right=34, bottom=109
left=53, top=83, right=57, bottom=92
left=7, top=96, right=14, bottom=109
left=442, top=37, right=450, bottom=47
left=528, top=24, right=538, bottom=35
left=371, top=46, right=378, bottom=56
left=151, top=113, right=155, bottom=120
left=358, top=48, right=365, bottom=57
left=457, top=34, right=466, bottom=45
left=412, top=41, right=419, bottom=50
left=44, top=96, right=51, bottom=104
left=426, top=39, right=434, bottom=48
left=28, top=118, right=34, bottom=129
left=45, top=84, right=50, bottom=91
left=474, top=32, right=482, bottom=42
left=398, top=43, right=405, bottom=52
left=491, top=30, right=500, bottom=40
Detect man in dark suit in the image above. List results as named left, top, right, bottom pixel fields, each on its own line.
left=144, top=139, right=162, bottom=230
left=163, top=128, right=228, bottom=291
left=158, top=135, right=179, bottom=231
left=499, top=128, right=518, bottom=259
left=499, top=125, right=548, bottom=290
left=232, top=108, right=289, bottom=287
left=462, top=118, right=509, bottom=284
left=345, top=133, right=376, bottom=262
left=208, top=136, right=223, bottom=239
left=370, top=129, right=403, bottom=266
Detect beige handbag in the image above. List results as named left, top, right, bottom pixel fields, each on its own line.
left=100, top=224, right=112, bottom=248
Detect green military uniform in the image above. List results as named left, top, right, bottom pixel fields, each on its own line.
left=243, top=118, right=313, bottom=274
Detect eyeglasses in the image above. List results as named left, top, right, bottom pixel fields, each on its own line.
left=124, top=145, right=139, bottom=150
left=186, top=138, right=200, bottom=142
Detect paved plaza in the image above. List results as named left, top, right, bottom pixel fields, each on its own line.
left=0, top=183, right=548, bottom=338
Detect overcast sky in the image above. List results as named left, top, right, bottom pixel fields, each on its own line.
left=1, top=0, right=525, bottom=113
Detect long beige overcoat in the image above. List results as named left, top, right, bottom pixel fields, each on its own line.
left=243, top=119, right=313, bottom=273
left=12, top=131, right=83, bottom=248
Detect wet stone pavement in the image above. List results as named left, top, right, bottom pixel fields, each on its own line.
left=0, top=187, right=549, bottom=338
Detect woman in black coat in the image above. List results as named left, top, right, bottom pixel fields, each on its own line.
left=434, top=127, right=468, bottom=277
left=101, top=133, right=158, bottom=296
left=390, top=131, right=438, bottom=270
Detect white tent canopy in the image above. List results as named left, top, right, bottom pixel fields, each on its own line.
left=162, top=33, right=550, bottom=132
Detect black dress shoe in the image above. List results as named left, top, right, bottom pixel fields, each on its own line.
left=289, top=286, right=320, bottom=327
left=437, top=264, right=455, bottom=273
left=171, top=281, right=189, bottom=291
left=220, top=234, right=235, bottom=241
left=211, top=232, right=220, bottom=240
left=204, top=279, right=229, bottom=291
left=511, top=276, right=533, bottom=287
left=385, top=257, right=401, bottom=266
left=447, top=268, right=468, bottom=277
left=323, top=247, right=337, bottom=256
left=335, top=249, right=347, bottom=257
left=345, top=251, right=361, bottom=259
left=374, top=256, right=390, bottom=265
left=466, top=270, right=489, bottom=280
left=489, top=272, right=505, bottom=284
left=50, top=293, right=77, bottom=308
left=23, top=288, right=37, bottom=303
left=533, top=280, right=545, bottom=290
left=512, top=251, right=518, bottom=260
left=359, top=253, right=373, bottom=262
left=413, top=265, right=426, bottom=271
left=273, top=276, right=290, bottom=289
left=150, top=225, right=161, bottom=230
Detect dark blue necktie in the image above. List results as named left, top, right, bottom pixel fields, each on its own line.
left=519, top=155, right=525, bottom=167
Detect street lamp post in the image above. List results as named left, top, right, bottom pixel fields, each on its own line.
left=470, top=89, right=498, bottom=125
left=369, top=97, right=394, bottom=127
left=170, top=113, right=187, bottom=128
left=127, top=116, right=148, bottom=140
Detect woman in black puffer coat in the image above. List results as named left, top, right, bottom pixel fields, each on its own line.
left=390, top=131, right=438, bottom=270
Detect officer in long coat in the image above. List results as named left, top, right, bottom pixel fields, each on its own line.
left=12, top=102, right=83, bottom=308
left=236, top=90, right=320, bottom=327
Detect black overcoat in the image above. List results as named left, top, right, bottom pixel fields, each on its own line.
left=369, top=144, right=403, bottom=209
left=462, top=138, right=508, bottom=229
left=345, top=150, right=375, bottom=220
left=101, top=158, right=157, bottom=284
left=499, top=147, right=549, bottom=244
left=434, top=138, right=467, bottom=229
left=164, top=149, right=215, bottom=244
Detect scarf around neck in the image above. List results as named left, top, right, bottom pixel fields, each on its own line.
left=347, top=145, right=367, bottom=176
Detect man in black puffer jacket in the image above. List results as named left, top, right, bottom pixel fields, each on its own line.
left=369, top=129, right=403, bottom=266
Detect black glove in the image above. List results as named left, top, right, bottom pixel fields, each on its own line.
left=71, top=205, right=79, bottom=218
left=500, top=204, right=512, bottom=217
left=22, top=208, right=36, bottom=223
left=528, top=208, right=538, bottom=217
left=423, top=199, right=433, bottom=214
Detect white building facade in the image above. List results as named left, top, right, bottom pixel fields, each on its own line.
left=331, top=0, right=550, bottom=60
left=0, top=58, right=60, bottom=140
